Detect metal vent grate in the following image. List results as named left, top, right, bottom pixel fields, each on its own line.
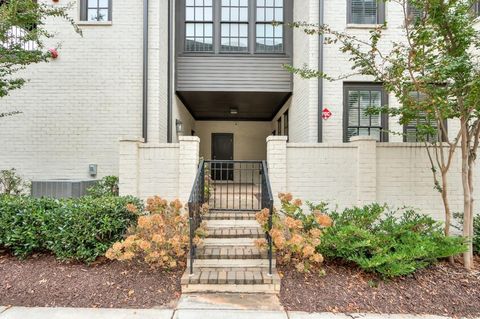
left=31, top=180, right=98, bottom=199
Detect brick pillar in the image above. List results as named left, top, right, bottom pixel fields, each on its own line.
left=266, top=136, right=288, bottom=207
left=350, top=136, right=377, bottom=206
left=119, top=137, right=144, bottom=197
left=178, top=136, right=200, bottom=204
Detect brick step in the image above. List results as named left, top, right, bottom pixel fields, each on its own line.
left=196, top=246, right=267, bottom=259
left=203, top=238, right=256, bottom=246
left=205, top=220, right=260, bottom=228
left=182, top=283, right=280, bottom=294
left=192, top=258, right=275, bottom=269
left=206, top=227, right=264, bottom=238
left=204, top=211, right=257, bottom=220
left=181, top=269, right=280, bottom=286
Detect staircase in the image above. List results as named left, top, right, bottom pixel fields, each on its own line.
left=182, top=160, right=280, bottom=294
left=181, top=210, right=281, bottom=293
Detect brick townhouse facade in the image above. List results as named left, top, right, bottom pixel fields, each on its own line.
left=1, top=0, right=480, bottom=218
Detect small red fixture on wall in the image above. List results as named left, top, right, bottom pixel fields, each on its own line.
left=322, top=108, right=332, bottom=120
left=48, top=48, right=59, bottom=59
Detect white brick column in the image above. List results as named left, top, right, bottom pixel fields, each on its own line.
left=350, top=136, right=377, bottom=206
left=119, top=137, right=144, bottom=197
left=178, top=136, right=200, bottom=204
left=267, top=136, right=288, bottom=206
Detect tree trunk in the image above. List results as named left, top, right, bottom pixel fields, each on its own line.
left=441, top=170, right=451, bottom=237
left=468, top=155, right=475, bottom=268
left=461, top=117, right=473, bottom=269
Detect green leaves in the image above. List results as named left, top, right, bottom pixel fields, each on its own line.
left=0, top=0, right=80, bottom=99
left=319, top=205, right=467, bottom=277
left=0, top=195, right=142, bottom=262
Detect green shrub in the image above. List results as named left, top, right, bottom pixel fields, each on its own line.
left=0, top=195, right=142, bottom=262
left=87, top=176, right=119, bottom=198
left=319, top=204, right=467, bottom=277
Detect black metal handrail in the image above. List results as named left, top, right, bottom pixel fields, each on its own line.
left=187, top=159, right=274, bottom=275
left=187, top=159, right=205, bottom=275
left=261, top=160, right=274, bottom=275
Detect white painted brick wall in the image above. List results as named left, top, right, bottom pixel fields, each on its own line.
left=267, top=139, right=480, bottom=221
left=0, top=0, right=169, bottom=182
left=119, top=137, right=200, bottom=203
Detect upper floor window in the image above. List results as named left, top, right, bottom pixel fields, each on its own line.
left=475, top=1, right=480, bottom=16
left=181, top=0, right=288, bottom=54
left=344, top=84, right=388, bottom=142
left=256, top=0, right=284, bottom=53
left=347, top=0, right=385, bottom=25
left=80, top=0, right=112, bottom=22
left=185, top=0, right=213, bottom=52
left=221, top=0, right=249, bottom=52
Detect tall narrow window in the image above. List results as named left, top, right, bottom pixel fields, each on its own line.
left=185, top=0, right=213, bottom=52
left=256, top=0, right=284, bottom=53
left=283, top=110, right=289, bottom=137
left=221, top=0, right=249, bottom=52
left=475, top=1, right=480, bottom=16
left=80, top=0, right=112, bottom=22
left=347, top=0, right=385, bottom=24
left=403, top=92, right=446, bottom=142
left=344, top=84, right=387, bottom=142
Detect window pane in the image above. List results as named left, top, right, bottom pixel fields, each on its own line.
left=346, top=87, right=385, bottom=142
left=351, top=0, right=377, bottom=24
left=88, top=9, right=98, bottom=21
left=88, top=0, right=97, bottom=7
left=97, top=9, right=108, bottom=21
left=186, top=24, right=195, bottom=36
left=186, top=7, right=195, bottom=20
left=98, top=0, right=108, bottom=7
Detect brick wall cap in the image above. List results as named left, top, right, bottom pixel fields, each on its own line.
left=179, top=136, right=200, bottom=142
left=267, top=136, right=288, bottom=142
left=119, top=137, right=145, bottom=143
left=350, top=136, right=377, bottom=143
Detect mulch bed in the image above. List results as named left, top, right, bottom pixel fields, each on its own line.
left=0, top=252, right=183, bottom=308
left=279, top=257, right=480, bottom=318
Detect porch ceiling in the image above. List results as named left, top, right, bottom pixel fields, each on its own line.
left=177, top=91, right=292, bottom=121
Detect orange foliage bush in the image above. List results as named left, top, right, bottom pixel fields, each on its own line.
left=255, top=193, right=332, bottom=273
left=106, top=196, right=206, bottom=269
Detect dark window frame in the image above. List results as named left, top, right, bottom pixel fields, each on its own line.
left=80, top=0, right=112, bottom=22
left=347, top=0, right=386, bottom=25
left=277, top=117, right=282, bottom=135
left=402, top=91, right=448, bottom=143
left=220, top=0, right=249, bottom=52
left=343, top=83, right=389, bottom=142
left=255, top=0, right=285, bottom=54
left=185, top=0, right=214, bottom=52
left=178, top=0, right=290, bottom=55
left=283, top=110, right=289, bottom=137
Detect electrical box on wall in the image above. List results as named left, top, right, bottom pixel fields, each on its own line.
left=89, top=164, right=98, bottom=177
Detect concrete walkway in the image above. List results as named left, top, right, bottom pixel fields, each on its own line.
left=0, top=294, right=472, bottom=319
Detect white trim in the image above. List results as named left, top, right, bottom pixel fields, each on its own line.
left=76, top=21, right=113, bottom=26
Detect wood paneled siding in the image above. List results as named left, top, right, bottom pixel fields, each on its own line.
left=176, top=55, right=292, bottom=92
left=175, top=0, right=293, bottom=93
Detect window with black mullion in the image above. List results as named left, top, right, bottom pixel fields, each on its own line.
left=344, top=85, right=387, bottom=142
left=256, top=0, right=284, bottom=53
left=221, top=0, right=249, bottom=52
left=185, top=0, right=213, bottom=52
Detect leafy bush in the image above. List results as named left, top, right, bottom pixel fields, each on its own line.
left=0, top=195, right=142, bottom=262
left=0, top=168, right=30, bottom=195
left=320, top=204, right=467, bottom=277
left=255, top=193, right=332, bottom=273
left=106, top=196, right=206, bottom=269
left=87, top=176, right=119, bottom=198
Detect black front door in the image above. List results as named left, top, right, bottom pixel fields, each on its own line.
left=211, top=133, right=234, bottom=181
